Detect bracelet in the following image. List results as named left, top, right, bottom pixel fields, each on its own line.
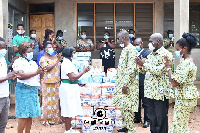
left=167, top=68, right=172, bottom=71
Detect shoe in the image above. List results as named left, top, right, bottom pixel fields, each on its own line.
left=117, top=127, right=128, bottom=132
left=134, top=118, right=142, bottom=123
left=143, top=121, right=149, bottom=128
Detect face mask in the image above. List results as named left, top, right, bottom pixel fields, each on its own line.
left=81, top=35, right=87, bottom=39
left=119, top=43, right=124, bottom=47
left=0, top=49, right=7, bottom=58
left=175, top=50, right=183, bottom=58
left=26, top=52, right=33, bottom=61
left=148, top=43, right=155, bottom=52
left=17, top=30, right=25, bottom=35
left=48, top=48, right=54, bottom=55
left=58, top=37, right=63, bottom=40
left=129, top=34, right=134, bottom=38
left=104, top=35, right=109, bottom=39
left=136, top=46, right=141, bottom=52
left=72, top=53, right=77, bottom=60
left=31, top=34, right=36, bottom=39
left=169, top=34, right=174, bottom=38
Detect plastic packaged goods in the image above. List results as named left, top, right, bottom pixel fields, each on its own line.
left=75, top=117, right=83, bottom=129
left=99, top=95, right=109, bottom=106
left=114, top=117, right=123, bottom=128
left=106, top=107, right=116, bottom=117
left=71, top=117, right=76, bottom=128
left=115, top=107, right=122, bottom=118
left=81, top=96, right=91, bottom=107
left=107, top=68, right=117, bottom=83
left=80, top=86, right=93, bottom=97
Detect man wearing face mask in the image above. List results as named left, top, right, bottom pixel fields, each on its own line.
left=98, top=31, right=115, bottom=73
left=133, top=38, right=150, bottom=128
left=13, top=24, right=31, bottom=57
left=113, top=30, right=139, bottom=133
left=129, top=29, right=136, bottom=44
left=135, top=33, right=173, bottom=133
left=56, top=30, right=67, bottom=53
left=30, top=30, right=42, bottom=62
left=163, top=30, right=175, bottom=57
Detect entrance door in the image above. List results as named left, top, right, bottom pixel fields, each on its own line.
left=30, top=14, right=54, bottom=42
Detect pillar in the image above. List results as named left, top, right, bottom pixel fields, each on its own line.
left=0, top=0, right=8, bottom=40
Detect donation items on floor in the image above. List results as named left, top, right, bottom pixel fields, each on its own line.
left=72, top=52, right=121, bottom=133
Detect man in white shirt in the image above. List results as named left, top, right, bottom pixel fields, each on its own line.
left=0, top=37, right=17, bottom=133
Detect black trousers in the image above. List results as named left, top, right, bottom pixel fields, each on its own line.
left=147, top=97, right=169, bottom=133
left=134, top=86, right=149, bottom=122
left=102, top=58, right=115, bottom=73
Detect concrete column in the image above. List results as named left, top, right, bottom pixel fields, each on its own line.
left=155, top=0, right=164, bottom=35
left=174, top=0, right=189, bottom=66
left=0, top=0, right=8, bottom=40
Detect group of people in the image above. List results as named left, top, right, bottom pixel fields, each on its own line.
left=113, top=30, right=199, bottom=133
left=0, top=23, right=199, bottom=133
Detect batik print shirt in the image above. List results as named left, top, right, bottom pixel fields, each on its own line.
left=171, top=59, right=199, bottom=100
left=113, top=44, right=139, bottom=111
left=140, top=46, right=173, bottom=101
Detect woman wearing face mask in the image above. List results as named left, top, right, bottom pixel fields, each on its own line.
left=43, top=29, right=61, bottom=51
left=56, top=30, right=67, bottom=53
left=76, top=31, right=94, bottom=52
left=39, top=41, right=62, bottom=126
left=59, top=47, right=90, bottom=133
left=164, top=33, right=199, bottom=133
left=98, top=31, right=116, bottom=73
left=30, top=30, right=42, bottom=62
left=12, top=41, right=44, bottom=133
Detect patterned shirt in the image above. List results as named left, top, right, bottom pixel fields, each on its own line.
left=140, top=46, right=173, bottom=101
left=163, top=37, right=175, bottom=57
left=76, top=39, right=93, bottom=50
left=113, top=44, right=139, bottom=111
left=171, top=59, right=199, bottom=100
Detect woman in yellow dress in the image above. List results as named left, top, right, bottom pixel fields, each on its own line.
left=39, top=41, right=61, bottom=126
left=164, top=33, right=199, bottom=133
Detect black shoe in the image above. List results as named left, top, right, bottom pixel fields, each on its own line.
left=143, top=121, right=149, bottom=128
left=117, top=127, right=128, bottom=132
left=134, top=118, right=142, bottom=123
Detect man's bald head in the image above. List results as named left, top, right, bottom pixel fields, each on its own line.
left=150, top=33, right=163, bottom=43
left=118, top=30, right=129, bottom=38
left=117, top=30, right=130, bottom=47
left=134, top=38, right=143, bottom=43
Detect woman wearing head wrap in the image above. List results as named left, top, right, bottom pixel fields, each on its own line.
left=164, top=33, right=199, bottom=133
left=39, top=41, right=62, bottom=126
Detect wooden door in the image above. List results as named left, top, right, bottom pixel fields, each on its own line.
left=30, top=14, right=54, bottom=42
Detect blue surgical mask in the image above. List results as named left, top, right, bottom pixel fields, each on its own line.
left=58, top=37, right=63, bottom=40
left=81, top=35, right=87, bottom=39
left=175, top=50, right=183, bottom=58
left=26, top=52, right=33, bottom=61
left=0, top=49, right=7, bottom=58
left=48, top=48, right=54, bottom=55
left=104, top=35, right=109, bottom=39
left=148, top=43, right=155, bottom=52
left=169, top=34, right=174, bottom=38
left=17, top=30, right=25, bottom=35
left=31, top=34, right=36, bottom=39
left=136, top=46, right=141, bottom=52
left=129, top=34, right=134, bottom=38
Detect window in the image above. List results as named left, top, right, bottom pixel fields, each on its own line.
left=77, top=2, right=154, bottom=48
left=77, top=3, right=94, bottom=42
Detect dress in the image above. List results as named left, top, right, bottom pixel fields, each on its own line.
left=170, top=59, right=199, bottom=133
left=12, top=57, right=41, bottom=118
left=113, top=44, right=139, bottom=133
left=59, top=58, right=83, bottom=117
left=39, top=56, right=61, bottom=124
left=76, top=39, right=93, bottom=50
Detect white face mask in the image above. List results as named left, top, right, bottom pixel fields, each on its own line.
left=148, top=43, right=155, bottom=52
left=120, top=43, right=124, bottom=47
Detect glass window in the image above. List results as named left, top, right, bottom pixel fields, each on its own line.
left=135, top=4, right=153, bottom=47
left=95, top=4, right=114, bottom=43
left=77, top=3, right=94, bottom=42
left=116, top=3, right=134, bottom=47
left=164, top=2, right=174, bottom=38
